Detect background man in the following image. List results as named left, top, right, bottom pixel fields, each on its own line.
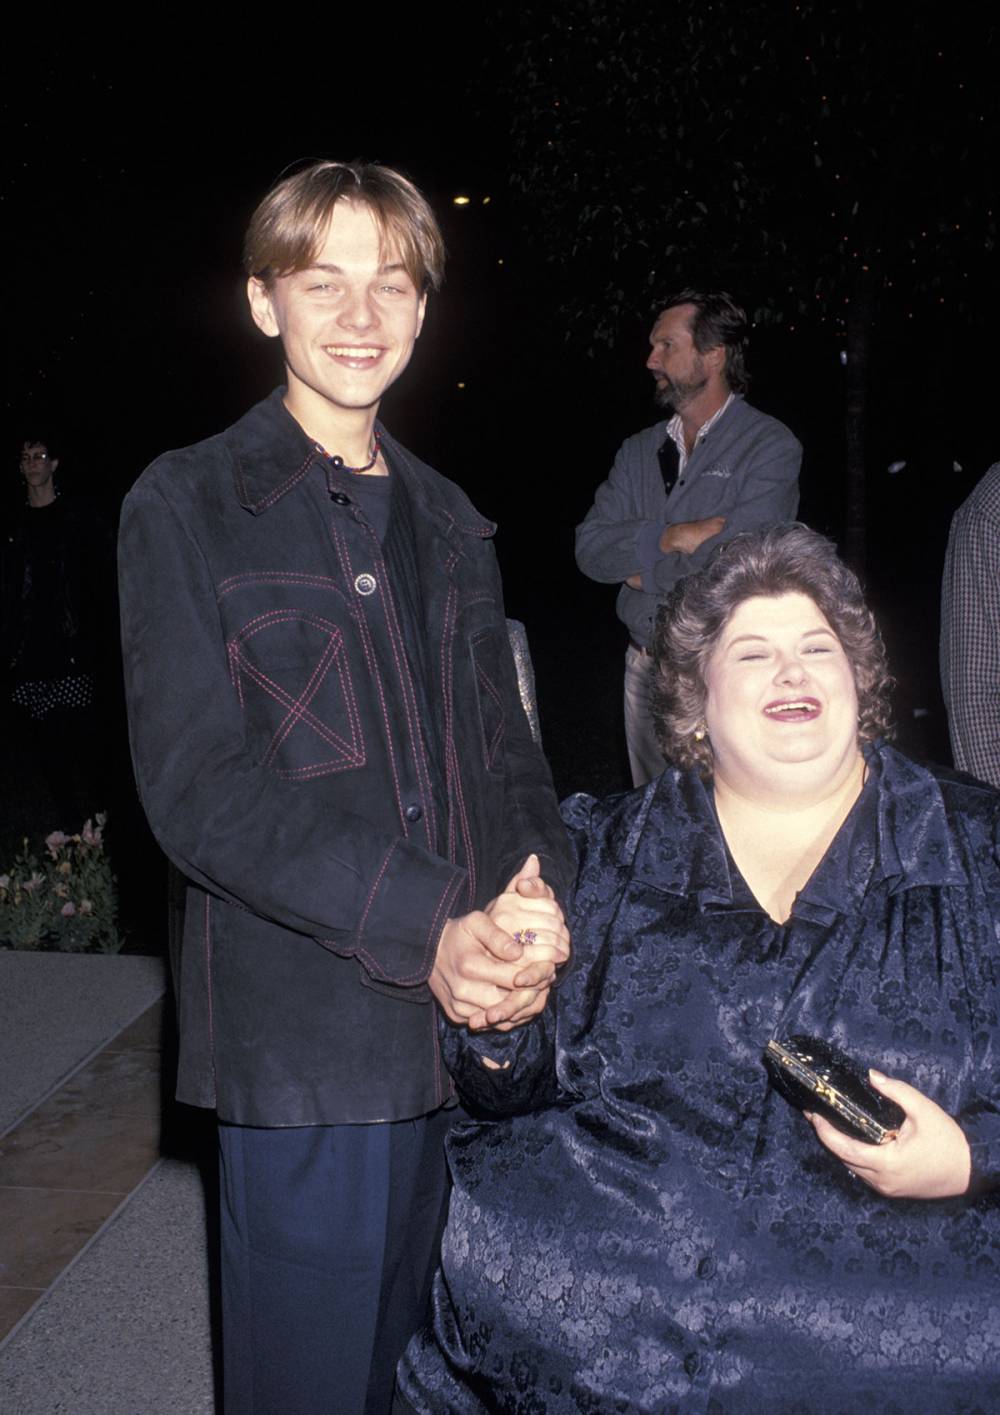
left=118, top=161, right=573, bottom=1414
left=576, top=289, right=802, bottom=785
left=941, top=460, right=1000, bottom=787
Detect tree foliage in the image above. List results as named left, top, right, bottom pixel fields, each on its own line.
left=490, top=1, right=998, bottom=345
left=487, top=2, right=998, bottom=560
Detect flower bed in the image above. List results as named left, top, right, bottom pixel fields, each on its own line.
left=0, top=814, right=122, bottom=952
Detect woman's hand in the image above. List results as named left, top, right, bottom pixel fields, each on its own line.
left=477, top=855, right=570, bottom=1030
left=806, top=1070, right=972, bottom=1199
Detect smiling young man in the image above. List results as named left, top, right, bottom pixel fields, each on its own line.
left=117, top=161, right=572, bottom=1415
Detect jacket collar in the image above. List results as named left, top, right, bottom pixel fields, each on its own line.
left=226, top=389, right=321, bottom=516
left=224, top=388, right=495, bottom=544
left=624, top=742, right=969, bottom=919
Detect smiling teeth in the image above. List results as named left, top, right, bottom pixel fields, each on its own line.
left=326, top=346, right=379, bottom=358
left=765, top=701, right=813, bottom=714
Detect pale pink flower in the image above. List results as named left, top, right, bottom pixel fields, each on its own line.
left=45, top=830, right=69, bottom=858
left=81, top=819, right=103, bottom=847
left=60, top=901, right=76, bottom=917
left=22, top=872, right=45, bottom=895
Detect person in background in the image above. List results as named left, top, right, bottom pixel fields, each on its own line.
left=576, top=289, right=802, bottom=786
left=118, top=160, right=573, bottom=1415
left=941, top=460, right=1000, bottom=787
left=2, top=437, right=111, bottom=829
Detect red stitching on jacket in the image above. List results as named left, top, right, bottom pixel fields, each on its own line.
left=217, top=571, right=347, bottom=601
left=237, top=450, right=316, bottom=513
left=356, top=840, right=396, bottom=950
left=374, top=544, right=438, bottom=850
left=354, top=862, right=463, bottom=986
left=475, top=661, right=506, bottom=769
left=226, top=608, right=365, bottom=775
left=265, top=632, right=340, bottom=758
left=440, top=586, right=476, bottom=907
left=330, top=522, right=408, bottom=824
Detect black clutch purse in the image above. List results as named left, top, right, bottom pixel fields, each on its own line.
left=763, top=1034, right=905, bottom=1145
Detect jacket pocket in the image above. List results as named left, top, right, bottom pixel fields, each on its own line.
left=227, top=609, right=365, bottom=778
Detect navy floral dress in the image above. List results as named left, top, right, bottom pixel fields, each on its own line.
left=398, top=745, right=1000, bottom=1413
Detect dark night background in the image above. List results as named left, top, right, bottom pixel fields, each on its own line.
left=4, top=7, right=999, bottom=951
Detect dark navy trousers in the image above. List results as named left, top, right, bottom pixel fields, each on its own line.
left=218, top=1108, right=452, bottom=1415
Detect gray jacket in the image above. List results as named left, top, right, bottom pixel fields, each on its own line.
left=575, top=396, right=802, bottom=645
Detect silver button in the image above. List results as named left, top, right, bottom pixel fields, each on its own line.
left=354, top=573, right=377, bottom=596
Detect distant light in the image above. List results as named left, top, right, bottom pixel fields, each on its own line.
left=887, top=460, right=907, bottom=475
left=457, top=382, right=466, bottom=389
left=839, top=350, right=848, bottom=366
left=453, top=195, right=471, bottom=206
left=497, top=258, right=504, bottom=265
left=482, top=196, right=491, bottom=205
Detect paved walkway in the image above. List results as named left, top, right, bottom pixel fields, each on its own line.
left=0, top=954, right=217, bottom=1413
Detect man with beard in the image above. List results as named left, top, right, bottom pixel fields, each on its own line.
left=576, top=289, right=802, bottom=785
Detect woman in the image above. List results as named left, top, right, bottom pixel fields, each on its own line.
left=397, top=524, right=1000, bottom=1412
left=2, top=439, right=111, bottom=829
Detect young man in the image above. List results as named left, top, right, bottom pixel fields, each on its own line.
left=118, top=161, right=572, bottom=1414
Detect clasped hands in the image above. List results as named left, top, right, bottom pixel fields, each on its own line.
left=806, top=1070, right=972, bottom=1200
left=430, top=853, right=570, bottom=1032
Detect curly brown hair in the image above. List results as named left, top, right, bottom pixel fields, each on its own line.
left=651, top=523, right=894, bottom=774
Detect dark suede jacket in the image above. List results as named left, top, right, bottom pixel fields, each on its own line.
left=118, top=390, right=572, bottom=1126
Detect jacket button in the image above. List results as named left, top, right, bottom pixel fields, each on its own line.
left=404, top=804, right=423, bottom=823
left=697, top=1255, right=716, bottom=1280
left=329, top=491, right=351, bottom=506
left=354, top=573, right=377, bottom=596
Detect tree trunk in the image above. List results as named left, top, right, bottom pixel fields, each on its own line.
left=844, top=287, right=871, bottom=574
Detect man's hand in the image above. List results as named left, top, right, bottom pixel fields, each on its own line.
left=658, top=515, right=726, bottom=556
left=624, top=516, right=728, bottom=587
left=429, top=909, right=529, bottom=1025
left=806, top=1071, right=972, bottom=1200
left=429, top=854, right=570, bottom=1031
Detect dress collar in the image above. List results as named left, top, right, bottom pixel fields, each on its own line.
left=624, top=743, right=969, bottom=918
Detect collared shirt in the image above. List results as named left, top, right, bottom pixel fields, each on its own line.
left=665, top=391, right=736, bottom=474
left=575, top=396, right=802, bottom=647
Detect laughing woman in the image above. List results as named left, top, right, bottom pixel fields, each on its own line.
left=397, top=524, right=1000, bottom=1413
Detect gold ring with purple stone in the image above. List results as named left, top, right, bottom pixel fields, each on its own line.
left=512, top=928, right=537, bottom=945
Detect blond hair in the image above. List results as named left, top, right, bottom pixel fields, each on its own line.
left=244, top=160, right=445, bottom=293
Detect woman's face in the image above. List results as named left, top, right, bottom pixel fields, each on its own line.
left=703, top=591, right=861, bottom=799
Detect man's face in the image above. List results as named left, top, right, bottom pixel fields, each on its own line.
left=20, top=442, right=57, bottom=491
left=247, top=200, right=426, bottom=428
left=646, top=304, right=715, bottom=411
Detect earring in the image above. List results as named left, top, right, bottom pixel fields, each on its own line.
left=693, top=724, right=706, bottom=742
